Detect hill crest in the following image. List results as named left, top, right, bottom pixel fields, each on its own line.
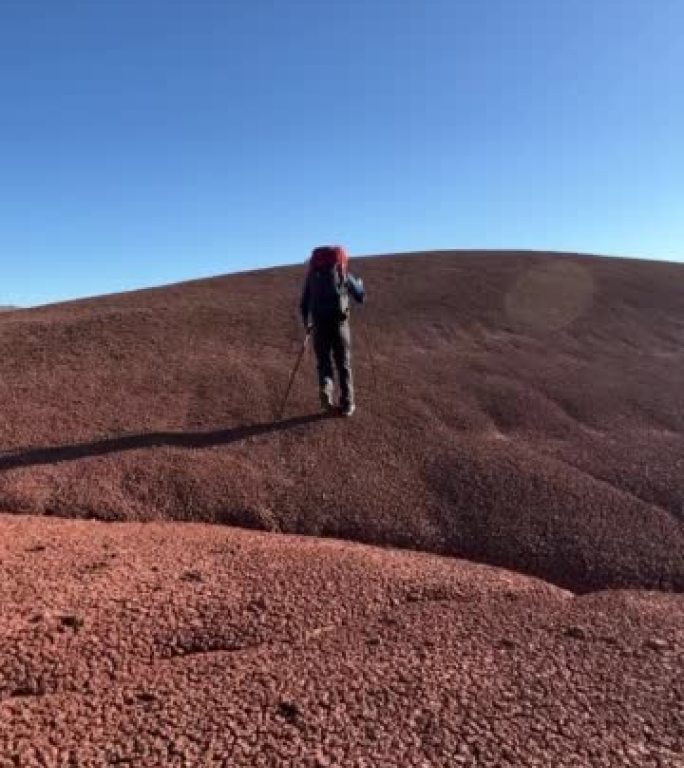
left=0, top=250, right=682, bottom=592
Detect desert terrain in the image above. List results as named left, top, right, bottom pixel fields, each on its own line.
left=0, top=250, right=682, bottom=766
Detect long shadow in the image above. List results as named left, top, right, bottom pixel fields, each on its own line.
left=0, top=413, right=330, bottom=472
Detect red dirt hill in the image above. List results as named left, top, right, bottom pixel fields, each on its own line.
left=0, top=514, right=681, bottom=767
left=0, top=250, right=682, bottom=592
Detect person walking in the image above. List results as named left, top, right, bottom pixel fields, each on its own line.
left=299, top=245, right=365, bottom=417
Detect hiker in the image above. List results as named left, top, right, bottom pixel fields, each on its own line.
left=300, top=245, right=365, bottom=417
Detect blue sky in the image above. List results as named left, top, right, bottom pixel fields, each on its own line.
left=1, top=0, right=683, bottom=305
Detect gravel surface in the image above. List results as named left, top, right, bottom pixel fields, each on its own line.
left=1, top=514, right=681, bottom=767
left=0, top=251, right=682, bottom=765
left=1, top=251, right=681, bottom=592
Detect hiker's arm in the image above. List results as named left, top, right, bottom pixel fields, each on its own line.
left=347, top=274, right=365, bottom=304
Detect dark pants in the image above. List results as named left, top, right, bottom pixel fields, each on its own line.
left=312, top=320, right=354, bottom=407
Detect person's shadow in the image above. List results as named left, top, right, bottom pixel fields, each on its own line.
left=0, top=413, right=329, bottom=472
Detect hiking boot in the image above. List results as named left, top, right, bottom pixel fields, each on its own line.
left=340, top=403, right=356, bottom=418
left=320, top=390, right=334, bottom=412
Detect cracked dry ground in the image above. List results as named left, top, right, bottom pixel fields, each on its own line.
left=1, top=515, right=682, bottom=767
left=0, top=251, right=682, bottom=765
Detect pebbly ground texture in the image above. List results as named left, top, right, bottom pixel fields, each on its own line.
left=0, top=251, right=682, bottom=764
left=1, top=514, right=682, bottom=768
left=0, top=251, right=682, bottom=594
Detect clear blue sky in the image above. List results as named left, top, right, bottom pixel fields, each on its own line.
left=1, top=1, right=683, bottom=305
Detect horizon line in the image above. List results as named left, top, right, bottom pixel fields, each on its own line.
left=4, top=247, right=682, bottom=311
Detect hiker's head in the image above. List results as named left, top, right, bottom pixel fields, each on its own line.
left=310, top=245, right=349, bottom=273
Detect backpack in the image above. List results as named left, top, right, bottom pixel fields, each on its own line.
left=307, top=246, right=350, bottom=323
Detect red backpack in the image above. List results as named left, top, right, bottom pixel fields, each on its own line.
left=307, top=245, right=350, bottom=322
left=309, top=245, right=349, bottom=273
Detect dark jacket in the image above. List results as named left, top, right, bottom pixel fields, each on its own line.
left=300, top=271, right=365, bottom=326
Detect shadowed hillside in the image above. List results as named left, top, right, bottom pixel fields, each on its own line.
left=0, top=250, right=682, bottom=592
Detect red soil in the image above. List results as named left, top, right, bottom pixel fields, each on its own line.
left=0, top=250, right=681, bottom=592
left=0, top=251, right=682, bottom=765
left=1, top=514, right=681, bottom=767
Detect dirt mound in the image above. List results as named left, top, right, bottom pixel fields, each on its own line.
left=1, top=514, right=681, bottom=767
left=0, top=251, right=682, bottom=592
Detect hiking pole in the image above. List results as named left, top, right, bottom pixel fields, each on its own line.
left=278, top=328, right=311, bottom=420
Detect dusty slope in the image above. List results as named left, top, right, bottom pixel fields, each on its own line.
left=0, top=251, right=682, bottom=592
left=1, top=514, right=681, bottom=768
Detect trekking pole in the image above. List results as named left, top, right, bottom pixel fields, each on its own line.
left=278, top=328, right=311, bottom=420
